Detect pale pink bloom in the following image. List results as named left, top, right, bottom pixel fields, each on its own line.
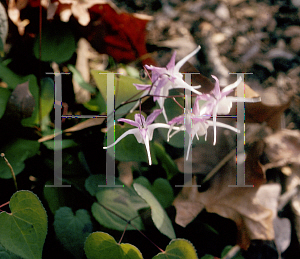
left=133, top=46, right=202, bottom=122
left=104, top=109, right=176, bottom=165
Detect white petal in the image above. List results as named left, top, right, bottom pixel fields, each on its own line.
left=144, top=134, right=152, bottom=165
left=222, top=76, right=242, bottom=92
left=103, top=128, right=139, bottom=149
left=174, top=46, right=201, bottom=72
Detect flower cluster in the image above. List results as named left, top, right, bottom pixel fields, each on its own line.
left=104, top=46, right=258, bottom=164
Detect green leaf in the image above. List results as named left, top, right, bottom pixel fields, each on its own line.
left=85, top=174, right=124, bottom=196
left=91, top=177, right=148, bottom=231
left=153, top=239, right=198, bottom=259
left=221, top=246, right=244, bottom=259
left=0, top=138, right=40, bottom=179
left=91, top=70, right=144, bottom=120
left=83, top=92, right=106, bottom=113
left=133, top=183, right=176, bottom=239
left=0, top=87, right=11, bottom=119
left=33, top=21, right=76, bottom=63
left=84, top=232, right=143, bottom=259
left=134, top=177, right=174, bottom=208
left=68, top=65, right=96, bottom=93
left=54, top=207, right=93, bottom=259
left=43, top=139, right=78, bottom=150
left=0, top=191, right=48, bottom=259
left=153, top=142, right=180, bottom=180
left=0, top=244, right=22, bottom=259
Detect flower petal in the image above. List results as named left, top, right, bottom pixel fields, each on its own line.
left=145, top=109, right=162, bottom=125
left=133, top=83, right=151, bottom=91
left=166, top=51, right=176, bottom=72
left=118, top=118, right=139, bottom=128
left=103, top=128, right=140, bottom=149
left=174, top=46, right=201, bottom=72
left=144, top=134, right=152, bottom=165
left=222, top=76, right=242, bottom=93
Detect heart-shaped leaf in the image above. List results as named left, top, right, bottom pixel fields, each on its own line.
left=134, top=177, right=174, bottom=208
left=133, top=183, right=176, bottom=239
left=153, top=239, right=198, bottom=259
left=54, top=207, right=93, bottom=259
left=90, top=175, right=148, bottom=231
left=84, top=232, right=143, bottom=259
left=0, top=190, right=48, bottom=259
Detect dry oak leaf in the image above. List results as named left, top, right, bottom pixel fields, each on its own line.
left=173, top=154, right=274, bottom=250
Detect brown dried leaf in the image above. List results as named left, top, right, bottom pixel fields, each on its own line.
left=173, top=134, right=273, bottom=250
left=38, top=117, right=105, bottom=142
left=173, top=168, right=274, bottom=250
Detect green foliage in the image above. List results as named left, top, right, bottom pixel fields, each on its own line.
left=68, top=65, right=97, bottom=94
left=153, top=142, right=180, bottom=180
left=88, top=175, right=148, bottom=231
left=221, top=246, right=244, bottom=259
left=0, top=191, right=47, bottom=259
left=33, top=21, right=76, bottom=64
left=134, top=176, right=174, bottom=208
left=0, top=63, right=54, bottom=127
left=54, top=207, right=93, bottom=259
left=0, top=138, right=40, bottom=179
left=0, top=87, right=11, bottom=119
left=133, top=183, right=176, bottom=239
left=0, top=244, right=22, bottom=259
left=84, top=232, right=143, bottom=259
left=91, top=70, right=145, bottom=120
left=153, top=239, right=198, bottom=259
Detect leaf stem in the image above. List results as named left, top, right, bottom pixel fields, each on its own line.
left=1, top=153, right=18, bottom=191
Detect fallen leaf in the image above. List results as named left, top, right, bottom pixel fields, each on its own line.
left=173, top=133, right=273, bottom=250
left=86, top=3, right=155, bottom=65
left=38, top=117, right=105, bottom=142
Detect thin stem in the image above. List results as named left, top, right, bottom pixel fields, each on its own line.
left=129, top=221, right=165, bottom=253
left=143, top=66, right=152, bottom=83
left=118, top=223, right=128, bottom=244
left=1, top=153, right=18, bottom=191
left=172, top=97, right=184, bottom=110
left=0, top=201, right=9, bottom=213
left=0, top=201, right=9, bottom=208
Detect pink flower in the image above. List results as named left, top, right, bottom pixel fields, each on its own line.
left=104, top=109, right=175, bottom=165
left=133, top=46, right=202, bottom=122
left=168, top=99, right=240, bottom=160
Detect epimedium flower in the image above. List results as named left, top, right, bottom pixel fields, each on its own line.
left=167, top=98, right=240, bottom=160
left=198, top=75, right=260, bottom=145
left=103, top=109, right=177, bottom=165
left=133, top=46, right=202, bottom=122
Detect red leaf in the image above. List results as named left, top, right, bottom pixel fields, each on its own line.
left=87, top=4, right=155, bottom=65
